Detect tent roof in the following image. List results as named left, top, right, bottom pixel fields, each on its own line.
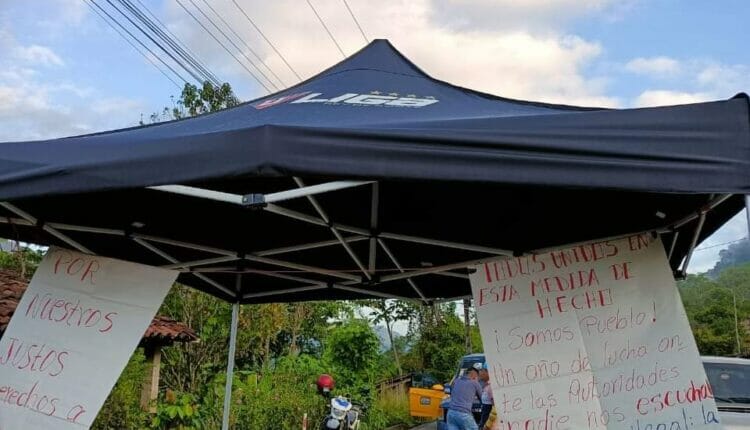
left=0, top=40, right=748, bottom=303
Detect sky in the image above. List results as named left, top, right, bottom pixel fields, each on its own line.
left=0, top=0, right=748, bottom=273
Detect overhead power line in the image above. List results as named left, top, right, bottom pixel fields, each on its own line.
left=306, top=0, right=346, bottom=58
left=185, top=0, right=278, bottom=90
left=116, top=0, right=219, bottom=85
left=694, top=237, right=748, bottom=252
left=174, top=0, right=272, bottom=92
left=84, top=0, right=182, bottom=89
left=129, top=0, right=222, bottom=85
left=198, top=0, right=287, bottom=88
left=87, top=0, right=190, bottom=87
left=342, top=0, right=368, bottom=44
left=230, top=0, right=302, bottom=81
left=103, top=0, right=208, bottom=84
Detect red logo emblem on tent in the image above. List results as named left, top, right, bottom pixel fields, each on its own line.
left=253, top=92, right=311, bottom=110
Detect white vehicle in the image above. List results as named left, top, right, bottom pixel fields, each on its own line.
left=702, top=356, right=750, bottom=430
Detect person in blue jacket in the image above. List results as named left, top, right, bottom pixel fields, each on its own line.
left=447, top=362, right=483, bottom=430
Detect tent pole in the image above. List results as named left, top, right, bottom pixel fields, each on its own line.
left=745, top=195, right=750, bottom=239
left=222, top=275, right=241, bottom=430
left=680, top=211, right=706, bottom=275
left=667, top=231, right=679, bottom=261
left=368, top=182, right=379, bottom=275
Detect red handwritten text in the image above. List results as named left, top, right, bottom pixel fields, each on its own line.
left=24, top=293, right=117, bottom=333
left=0, top=338, right=68, bottom=377
left=51, top=250, right=100, bottom=284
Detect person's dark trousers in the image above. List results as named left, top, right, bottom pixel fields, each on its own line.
left=478, top=404, right=492, bottom=429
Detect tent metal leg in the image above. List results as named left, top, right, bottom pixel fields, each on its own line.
left=368, top=183, right=379, bottom=274
left=745, top=195, right=750, bottom=238
left=680, top=211, right=706, bottom=274
left=222, top=275, right=241, bottom=430
left=659, top=194, right=732, bottom=232
left=667, top=231, right=679, bottom=262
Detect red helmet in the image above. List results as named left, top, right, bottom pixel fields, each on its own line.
left=316, top=374, right=335, bottom=396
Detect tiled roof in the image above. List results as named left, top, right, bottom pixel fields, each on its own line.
left=0, top=269, right=197, bottom=345
left=144, top=315, right=199, bottom=344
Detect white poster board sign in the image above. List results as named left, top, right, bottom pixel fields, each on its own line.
left=470, top=234, right=721, bottom=430
left=0, top=247, right=177, bottom=429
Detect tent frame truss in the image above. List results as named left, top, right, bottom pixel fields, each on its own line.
left=0, top=185, right=745, bottom=430
left=0, top=187, right=739, bottom=302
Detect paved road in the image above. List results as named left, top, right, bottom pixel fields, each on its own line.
left=411, top=421, right=437, bottom=430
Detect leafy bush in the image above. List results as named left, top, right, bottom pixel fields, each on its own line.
left=225, top=355, right=328, bottom=429
left=324, top=319, right=380, bottom=389
left=92, top=350, right=148, bottom=430
left=150, top=391, right=207, bottom=430
left=366, top=389, right=417, bottom=429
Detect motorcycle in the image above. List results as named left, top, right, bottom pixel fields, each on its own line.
left=320, top=395, right=362, bottom=430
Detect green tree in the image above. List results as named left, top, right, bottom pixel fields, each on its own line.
left=141, top=81, right=240, bottom=124
left=324, top=319, right=380, bottom=389
left=679, top=269, right=749, bottom=356
left=397, top=302, right=477, bottom=382
left=0, top=246, right=44, bottom=277
left=173, top=82, right=240, bottom=118
left=158, top=285, right=232, bottom=393
left=362, top=299, right=410, bottom=375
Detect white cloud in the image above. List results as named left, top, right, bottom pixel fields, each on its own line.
left=428, top=0, right=614, bottom=32
left=631, top=59, right=749, bottom=107
left=14, top=44, right=65, bottom=67
left=625, top=56, right=679, bottom=77
left=0, top=29, right=64, bottom=67
left=0, top=29, right=144, bottom=141
left=695, top=62, right=750, bottom=96
left=163, top=0, right=618, bottom=107
left=633, top=90, right=712, bottom=107
left=0, top=79, right=147, bottom=141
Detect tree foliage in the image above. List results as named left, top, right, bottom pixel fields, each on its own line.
left=141, top=81, right=240, bottom=124
left=678, top=264, right=750, bottom=356
left=325, top=318, right=380, bottom=388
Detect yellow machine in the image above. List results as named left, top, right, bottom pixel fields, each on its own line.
left=408, top=384, right=447, bottom=418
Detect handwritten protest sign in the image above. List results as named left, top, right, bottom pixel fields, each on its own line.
left=470, top=234, right=721, bottom=430
left=0, top=247, right=177, bottom=429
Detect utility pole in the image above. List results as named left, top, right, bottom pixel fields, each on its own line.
left=732, top=290, right=742, bottom=356
left=463, top=298, right=472, bottom=354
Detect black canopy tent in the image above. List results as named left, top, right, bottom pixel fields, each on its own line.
left=1, top=40, right=749, bottom=427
